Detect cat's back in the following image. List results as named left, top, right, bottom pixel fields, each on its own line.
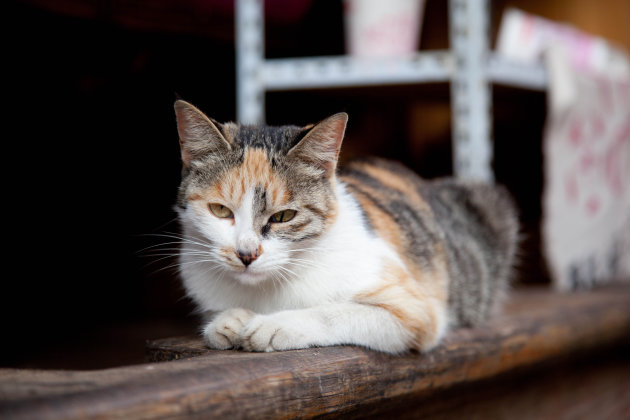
left=339, top=157, right=519, bottom=327
left=339, top=157, right=445, bottom=273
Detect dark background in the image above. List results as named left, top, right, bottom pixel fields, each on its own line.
left=3, top=0, right=627, bottom=369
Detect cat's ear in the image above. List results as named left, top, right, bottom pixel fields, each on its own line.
left=174, top=100, right=232, bottom=167
left=288, top=113, right=348, bottom=177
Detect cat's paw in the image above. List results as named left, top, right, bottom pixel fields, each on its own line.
left=241, top=314, right=308, bottom=352
left=203, top=308, right=255, bottom=350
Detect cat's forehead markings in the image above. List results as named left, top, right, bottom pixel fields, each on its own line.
left=232, top=148, right=273, bottom=200
left=184, top=148, right=290, bottom=208
left=225, top=148, right=288, bottom=206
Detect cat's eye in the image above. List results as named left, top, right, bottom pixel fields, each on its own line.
left=209, top=203, right=233, bottom=219
left=269, top=209, right=296, bottom=223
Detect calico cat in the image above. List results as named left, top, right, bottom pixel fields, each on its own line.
left=174, top=100, right=518, bottom=354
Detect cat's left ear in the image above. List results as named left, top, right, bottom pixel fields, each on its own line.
left=174, top=100, right=232, bottom=168
left=288, top=113, right=348, bottom=177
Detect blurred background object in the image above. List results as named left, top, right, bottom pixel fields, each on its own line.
left=3, top=0, right=629, bottom=369
left=497, top=8, right=630, bottom=78
left=343, top=0, right=426, bottom=58
left=495, top=8, right=630, bottom=292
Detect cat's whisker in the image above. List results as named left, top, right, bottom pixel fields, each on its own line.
left=142, top=255, right=180, bottom=268
left=147, top=232, right=215, bottom=250
left=199, top=264, right=229, bottom=280
left=152, top=257, right=225, bottom=279
left=143, top=253, right=211, bottom=265
left=139, top=247, right=201, bottom=271
left=167, top=260, right=227, bottom=279
left=271, top=269, right=291, bottom=292
left=283, top=259, right=330, bottom=273
left=285, top=246, right=334, bottom=254
left=269, top=275, right=280, bottom=293
left=143, top=246, right=212, bottom=254
left=137, top=239, right=207, bottom=252
left=140, top=246, right=184, bottom=254
left=138, top=241, right=211, bottom=253
left=284, top=257, right=325, bottom=266
left=271, top=268, right=294, bottom=292
left=146, top=260, right=187, bottom=276
left=140, top=244, right=213, bottom=263
left=274, top=266, right=304, bottom=295
left=137, top=217, right=180, bottom=235
left=273, top=273, right=289, bottom=290
left=272, top=263, right=299, bottom=278
left=179, top=256, right=225, bottom=267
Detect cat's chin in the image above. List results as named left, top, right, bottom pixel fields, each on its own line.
left=231, top=269, right=271, bottom=286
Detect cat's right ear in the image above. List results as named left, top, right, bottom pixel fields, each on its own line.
left=174, top=100, right=232, bottom=168
left=288, top=113, right=348, bottom=178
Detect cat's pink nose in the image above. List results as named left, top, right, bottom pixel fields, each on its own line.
left=237, top=249, right=260, bottom=267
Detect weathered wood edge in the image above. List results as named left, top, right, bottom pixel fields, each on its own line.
left=145, top=335, right=209, bottom=362
left=1, top=285, right=630, bottom=420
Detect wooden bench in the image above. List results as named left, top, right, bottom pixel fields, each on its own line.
left=2, top=285, right=630, bottom=419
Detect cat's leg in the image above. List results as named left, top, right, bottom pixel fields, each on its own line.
left=239, top=296, right=447, bottom=353
left=203, top=294, right=446, bottom=353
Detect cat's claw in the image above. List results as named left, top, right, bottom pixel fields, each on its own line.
left=203, top=308, right=254, bottom=350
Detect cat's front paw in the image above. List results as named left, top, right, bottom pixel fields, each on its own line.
left=203, top=308, right=254, bottom=350
left=241, top=314, right=308, bottom=352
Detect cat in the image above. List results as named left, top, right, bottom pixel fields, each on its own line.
left=173, top=99, right=519, bottom=354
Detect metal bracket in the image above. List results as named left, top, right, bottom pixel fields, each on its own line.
left=449, top=0, right=494, bottom=182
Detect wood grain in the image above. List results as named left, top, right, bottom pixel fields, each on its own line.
left=1, top=285, right=630, bottom=419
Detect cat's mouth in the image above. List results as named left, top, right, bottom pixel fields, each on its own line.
left=221, top=251, right=273, bottom=285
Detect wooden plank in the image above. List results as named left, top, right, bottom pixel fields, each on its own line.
left=1, top=285, right=630, bottom=419
left=359, top=351, right=630, bottom=419
left=145, top=335, right=208, bottom=362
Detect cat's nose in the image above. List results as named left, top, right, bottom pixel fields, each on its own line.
left=237, top=249, right=260, bottom=267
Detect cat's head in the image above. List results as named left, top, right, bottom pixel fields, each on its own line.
left=174, top=100, right=347, bottom=286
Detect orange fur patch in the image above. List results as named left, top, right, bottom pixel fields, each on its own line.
left=186, top=193, right=203, bottom=201
left=358, top=163, right=430, bottom=212
left=342, top=178, right=406, bottom=255
left=355, top=258, right=448, bottom=351
left=226, top=149, right=286, bottom=206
